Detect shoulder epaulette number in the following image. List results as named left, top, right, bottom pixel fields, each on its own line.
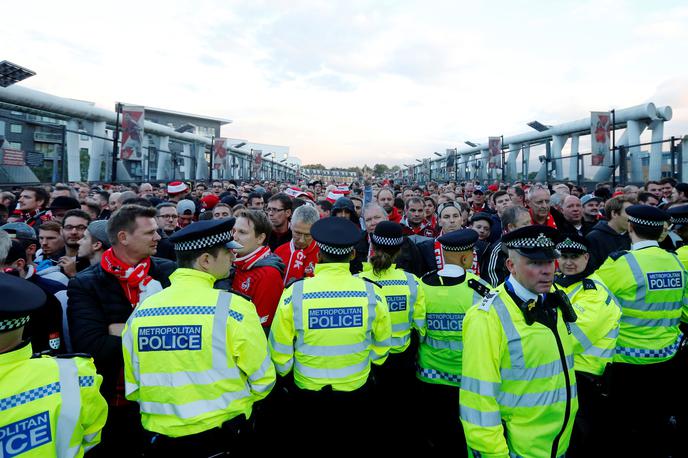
left=582, top=278, right=597, bottom=291
left=609, top=250, right=628, bottom=261
left=478, top=291, right=498, bottom=311
left=468, top=278, right=491, bottom=297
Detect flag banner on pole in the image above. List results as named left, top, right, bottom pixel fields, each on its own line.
left=591, top=111, right=611, bottom=166
left=120, top=105, right=144, bottom=160
left=252, top=150, right=263, bottom=177
left=213, top=138, right=227, bottom=170
left=488, top=137, right=502, bottom=169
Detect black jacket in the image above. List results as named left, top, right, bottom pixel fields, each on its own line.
left=351, top=231, right=429, bottom=277
left=67, top=257, right=176, bottom=399
left=480, top=240, right=508, bottom=287
left=585, top=220, right=631, bottom=270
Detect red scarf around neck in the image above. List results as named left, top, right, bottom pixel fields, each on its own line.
left=282, top=240, right=319, bottom=285
left=234, top=245, right=271, bottom=271
left=101, top=248, right=152, bottom=307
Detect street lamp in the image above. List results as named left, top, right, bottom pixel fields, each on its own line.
left=0, top=61, right=36, bottom=87
left=527, top=121, right=551, bottom=132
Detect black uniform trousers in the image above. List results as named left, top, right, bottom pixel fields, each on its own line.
left=418, top=381, right=467, bottom=457
left=567, top=370, right=612, bottom=458
left=609, top=350, right=687, bottom=458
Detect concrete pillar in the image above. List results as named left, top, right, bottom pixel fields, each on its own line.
left=65, top=119, right=81, bottom=181
left=648, top=120, right=664, bottom=181
left=87, top=121, right=106, bottom=182
left=195, top=143, right=209, bottom=181
left=479, top=149, right=489, bottom=182
left=181, top=143, right=192, bottom=180
left=507, top=143, right=520, bottom=182
left=627, top=120, right=647, bottom=183
left=522, top=144, right=530, bottom=180
left=155, top=136, right=171, bottom=181
left=682, top=136, right=688, bottom=182
left=570, top=135, right=580, bottom=182
left=551, top=135, right=567, bottom=180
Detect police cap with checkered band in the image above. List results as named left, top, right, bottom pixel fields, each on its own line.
left=437, top=228, right=478, bottom=252
left=625, top=204, right=669, bottom=228
left=501, top=225, right=560, bottom=260
left=371, top=221, right=404, bottom=248
left=169, top=217, right=242, bottom=252
left=311, top=216, right=362, bottom=256
left=0, top=273, right=46, bottom=333
left=667, top=204, right=688, bottom=226
left=556, top=232, right=589, bottom=255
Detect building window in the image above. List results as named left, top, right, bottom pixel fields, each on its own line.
left=10, top=124, right=22, bottom=133
left=8, top=142, right=22, bottom=150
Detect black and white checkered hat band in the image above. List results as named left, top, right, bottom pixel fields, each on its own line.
left=371, top=234, right=404, bottom=247
left=671, top=217, right=688, bottom=224
left=0, top=315, right=30, bottom=332
left=441, top=243, right=474, bottom=252
left=316, top=242, right=354, bottom=255
left=557, top=239, right=587, bottom=252
left=628, top=216, right=665, bottom=227
left=174, top=231, right=232, bottom=251
left=505, top=235, right=555, bottom=249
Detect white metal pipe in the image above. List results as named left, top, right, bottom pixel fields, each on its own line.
left=65, top=119, right=80, bottom=181
left=156, top=136, right=171, bottom=181
left=570, top=135, right=580, bottom=181
left=507, top=144, right=520, bottom=182
left=551, top=135, right=567, bottom=180
left=627, top=120, right=646, bottom=183
left=648, top=120, right=665, bottom=181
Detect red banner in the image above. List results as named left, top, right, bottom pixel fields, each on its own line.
left=120, top=105, right=144, bottom=160
left=251, top=150, right=263, bottom=177
left=213, top=138, right=227, bottom=170
left=591, top=112, right=611, bottom=166
left=2, top=148, right=25, bottom=166
left=488, top=137, right=502, bottom=169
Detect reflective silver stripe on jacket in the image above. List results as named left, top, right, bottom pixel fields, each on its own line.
left=461, top=376, right=499, bottom=397
left=291, top=281, right=376, bottom=372
left=460, top=404, right=501, bottom=427
left=492, top=295, right=574, bottom=381
left=620, top=315, right=680, bottom=327
left=55, top=358, right=81, bottom=458
left=423, top=335, right=463, bottom=351
left=139, top=389, right=251, bottom=419
left=404, top=271, right=418, bottom=330
left=497, top=384, right=577, bottom=408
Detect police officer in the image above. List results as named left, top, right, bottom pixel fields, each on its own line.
left=122, top=218, right=276, bottom=457
left=668, top=204, right=688, bottom=268
left=416, top=228, right=491, bottom=454
left=596, top=205, right=688, bottom=457
left=554, top=234, right=621, bottom=457
left=269, top=217, right=392, bottom=453
left=0, top=273, right=107, bottom=457
left=357, top=221, right=426, bottom=449
left=460, top=226, right=578, bottom=458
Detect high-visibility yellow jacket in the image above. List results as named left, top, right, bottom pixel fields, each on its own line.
left=460, top=283, right=578, bottom=458
left=0, top=342, right=107, bottom=457
left=596, top=244, right=688, bottom=364
left=122, top=268, right=275, bottom=438
left=556, top=273, right=621, bottom=376
left=416, top=269, right=490, bottom=387
left=677, top=245, right=688, bottom=270
left=269, top=262, right=392, bottom=391
left=358, top=263, right=425, bottom=353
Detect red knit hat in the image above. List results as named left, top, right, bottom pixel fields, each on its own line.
left=200, top=194, right=220, bottom=210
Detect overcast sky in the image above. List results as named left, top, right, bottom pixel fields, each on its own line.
left=5, top=0, right=688, bottom=167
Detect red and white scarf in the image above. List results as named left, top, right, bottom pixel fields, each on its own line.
left=234, top=245, right=272, bottom=271
left=282, top=240, right=318, bottom=285
left=101, top=248, right=157, bottom=307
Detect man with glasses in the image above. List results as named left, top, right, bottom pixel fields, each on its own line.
left=266, top=193, right=293, bottom=251
left=210, top=181, right=223, bottom=196
left=274, top=205, right=319, bottom=286
left=58, top=209, right=91, bottom=278
left=155, top=203, right=179, bottom=237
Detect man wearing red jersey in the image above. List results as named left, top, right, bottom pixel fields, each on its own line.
left=227, top=210, right=284, bottom=329
left=274, top=205, right=320, bottom=286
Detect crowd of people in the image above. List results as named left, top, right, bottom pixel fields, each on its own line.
left=1, top=174, right=687, bottom=457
